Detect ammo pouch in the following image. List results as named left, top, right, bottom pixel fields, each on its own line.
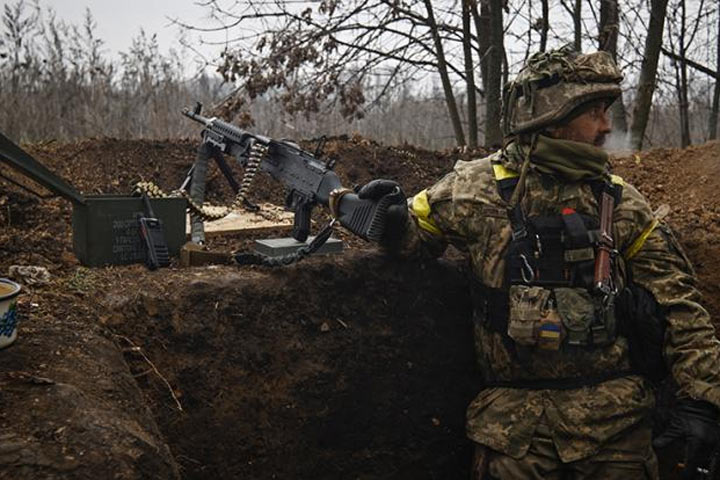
left=555, top=287, right=615, bottom=347
left=616, top=283, right=668, bottom=383
left=508, top=285, right=563, bottom=349
left=507, top=285, right=615, bottom=351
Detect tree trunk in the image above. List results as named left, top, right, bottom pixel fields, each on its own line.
left=462, top=0, right=478, bottom=148
left=712, top=77, right=720, bottom=141
left=573, top=0, right=582, bottom=51
left=484, top=0, right=504, bottom=148
left=599, top=0, right=628, bottom=134
left=677, top=0, right=691, bottom=148
left=540, top=0, right=549, bottom=52
left=423, top=0, right=466, bottom=146
left=470, top=0, right=490, bottom=98
left=629, top=0, right=669, bottom=150
left=609, top=92, right=629, bottom=136
left=709, top=9, right=720, bottom=140
left=675, top=61, right=691, bottom=147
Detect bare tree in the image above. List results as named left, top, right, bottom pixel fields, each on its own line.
left=424, top=0, right=466, bottom=146
left=469, top=0, right=504, bottom=147
left=484, top=0, right=504, bottom=147
left=709, top=6, right=719, bottom=140
left=181, top=1, right=489, bottom=147
left=462, top=0, right=478, bottom=148
left=599, top=0, right=628, bottom=134
left=0, top=1, right=221, bottom=142
left=670, top=0, right=691, bottom=147
left=6, top=0, right=717, bottom=152
left=663, top=0, right=709, bottom=147
left=179, top=1, right=516, bottom=148
left=629, top=0, right=670, bottom=150
left=539, top=0, right=549, bottom=52
left=560, top=0, right=582, bottom=52
left=1, top=0, right=39, bottom=139
left=470, top=0, right=489, bottom=92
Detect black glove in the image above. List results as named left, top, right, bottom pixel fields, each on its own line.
left=357, top=179, right=408, bottom=246
left=653, top=400, right=720, bottom=479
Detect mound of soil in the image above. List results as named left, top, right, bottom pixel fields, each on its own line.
left=613, top=141, right=720, bottom=321
left=0, top=135, right=718, bottom=479
left=0, top=270, right=179, bottom=478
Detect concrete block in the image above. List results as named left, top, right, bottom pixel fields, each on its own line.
left=254, top=236, right=344, bottom=258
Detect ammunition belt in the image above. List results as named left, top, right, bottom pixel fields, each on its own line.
left=134, top=180, right=245, bottom=222
left=133, top=142, right=270, bottom=222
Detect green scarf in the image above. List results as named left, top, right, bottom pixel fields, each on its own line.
left=507, top=134, right=610, bottom=182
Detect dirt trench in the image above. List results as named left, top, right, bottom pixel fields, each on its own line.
left=102, top=253, right=479, bottom=479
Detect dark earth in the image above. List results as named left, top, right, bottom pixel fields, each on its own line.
left=0, top=135, right=718, bottom=479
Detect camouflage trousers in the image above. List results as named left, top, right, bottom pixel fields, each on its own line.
left=471, top=419, right=659, bottom=480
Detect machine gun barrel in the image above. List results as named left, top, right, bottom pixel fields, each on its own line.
left=182, top=105, right=270, bottom=157
left=181, top=106, right=214, bottom=128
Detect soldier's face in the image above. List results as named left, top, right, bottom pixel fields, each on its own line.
left=549, top=102, right=612, bottom=147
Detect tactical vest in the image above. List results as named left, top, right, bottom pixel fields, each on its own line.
left=411, top=156, right=669, bottom=387
left=478, top=160, right=624, bottom=354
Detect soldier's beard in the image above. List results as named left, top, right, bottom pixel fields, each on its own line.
left=594, top=134, right=607, bottom=147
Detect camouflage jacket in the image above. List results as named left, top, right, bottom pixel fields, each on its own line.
left=398, top=148, right=720, bottom=462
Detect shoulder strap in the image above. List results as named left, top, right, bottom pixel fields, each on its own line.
left=491, top=159, right=534, bottom=283
left=490, top=160, right=527, bottom=240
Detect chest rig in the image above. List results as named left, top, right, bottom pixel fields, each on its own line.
left=482, top=160, right=623, bottom=353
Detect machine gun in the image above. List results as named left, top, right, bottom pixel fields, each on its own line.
left=181, top=103, right=403, bottom=261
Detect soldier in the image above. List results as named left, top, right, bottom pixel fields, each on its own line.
left=358, top=46, right=720, bottom=479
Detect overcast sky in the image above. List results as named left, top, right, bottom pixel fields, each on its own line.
left=16, top=0, right=224, bottom=67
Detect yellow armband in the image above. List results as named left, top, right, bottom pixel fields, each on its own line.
left=624, top=219, right=659, bottom=260
left=624, top=205, right=670, bottom=260
left=411, top=190, right=443, bottom=236
left=492, top=163, right=519, bottom=180
left=610, top=174, right=625, bottom=186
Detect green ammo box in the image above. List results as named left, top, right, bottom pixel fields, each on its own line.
left=72, top=196, right=187, bottom=267
left=0, top=131, right=187, bottom=267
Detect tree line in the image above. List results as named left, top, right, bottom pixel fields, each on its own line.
left=1, top=0, right=717, bottom=151
left=0, top=1, right=224, bottom=143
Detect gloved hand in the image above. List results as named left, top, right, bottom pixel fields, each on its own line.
left=653, top=400, right=720, bottom=479
left=357, top=179, right=408, bottom=246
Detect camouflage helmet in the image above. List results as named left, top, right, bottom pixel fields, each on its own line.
left=501, top=45, right=623, bottom=136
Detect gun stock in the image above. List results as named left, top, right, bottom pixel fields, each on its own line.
left=594, top=189, right=615, bottom=295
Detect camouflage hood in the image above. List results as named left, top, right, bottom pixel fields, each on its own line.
left=502, top=46, right=623, bottom=136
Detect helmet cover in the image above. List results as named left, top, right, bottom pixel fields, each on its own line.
left=502, top=45, right=623, bottom=136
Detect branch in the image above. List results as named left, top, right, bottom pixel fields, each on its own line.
left=661, top=47, right=719, bottom=79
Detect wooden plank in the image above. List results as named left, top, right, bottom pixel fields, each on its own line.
left=180, top=243, right=234, bottom=267
left=185, top=203, right=294, bottom=237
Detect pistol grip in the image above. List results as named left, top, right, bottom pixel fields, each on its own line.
left=292, top=202, right=313, bottom=243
